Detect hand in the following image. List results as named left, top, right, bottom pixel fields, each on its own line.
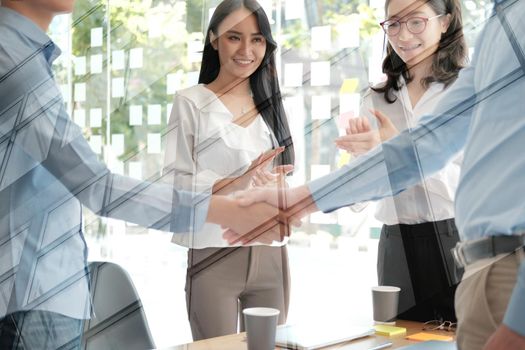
left=335, top=109, right=398, bottom=156
left=348, top=115, right=373, bottom=134
left=223, top=185, right=318, bottom=245
left=223, top=201, right=289, bottom=245
left=251, top=164, right=294, bottom=188
left=483, top=324, right=525, bottom=350
left=335, top=118, right=380, bottom=156
left=224, top=188, right=293, bottom=245
left=373, top=109, right=398, bottom=141
left=213, top=147, right=284, bottom=195
left=207, top=196, right=288, bottom=245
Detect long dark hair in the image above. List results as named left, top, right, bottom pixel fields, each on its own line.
left=198, top=0, right=294, bottom=166
left=373, top=0, right=467, bottom=103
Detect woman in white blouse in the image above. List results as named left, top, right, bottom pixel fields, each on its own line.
left=164, top=0, right=294, bottom=340
left=336, top=0, right=467, bottom=322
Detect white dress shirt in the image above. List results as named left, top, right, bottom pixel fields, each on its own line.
left=165, top=84, right=286, bottom=248
left=361, top=79, right=461, bottom=225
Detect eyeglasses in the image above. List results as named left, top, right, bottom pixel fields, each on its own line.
left=422, top=320, right=457, bottom=332
left=380, top=14, right=444, bottom=36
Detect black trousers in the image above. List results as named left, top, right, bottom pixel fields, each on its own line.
left=377, top=218, right=463, bottom=322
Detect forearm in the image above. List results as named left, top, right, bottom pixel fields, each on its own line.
left=285, top=185, right=319, bottom=220
left=46, top=130, right=211, bottom=233
left=212, top=177, right=244, bottom=195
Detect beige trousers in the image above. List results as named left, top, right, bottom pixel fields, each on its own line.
left=455, top=251, right=523, bottom=350
left=185, top=245, right=290, bottom=340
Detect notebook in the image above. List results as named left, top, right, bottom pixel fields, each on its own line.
left=275, top=323, right=374, bottom=350
left=338, top=337, right=393, bottom=350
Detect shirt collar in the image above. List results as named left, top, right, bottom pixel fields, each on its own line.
left=397, top=74, right=444, bottom=92
left=0, top=6, right=61, bottom=64
left=395, top=74, right=445, bottom=112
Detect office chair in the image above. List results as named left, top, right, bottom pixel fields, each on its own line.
left=80, top=261, right=156, bottom=350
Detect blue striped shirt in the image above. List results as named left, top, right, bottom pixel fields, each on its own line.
left=0, top=7, right=209, bottom=318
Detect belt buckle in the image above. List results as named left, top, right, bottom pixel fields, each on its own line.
left=452, top=242, right=468, bottom=269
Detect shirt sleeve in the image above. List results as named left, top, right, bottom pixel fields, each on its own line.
left=308, top=61, right=477, bottom=212
left=164, top=93, right=223, bottom=193
left=6, top=55, right=209, bottom=233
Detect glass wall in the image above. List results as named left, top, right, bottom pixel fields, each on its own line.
left=48, top=0, right=491, bottom=346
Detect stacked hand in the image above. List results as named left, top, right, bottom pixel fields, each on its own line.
left=219, top=154, right=300, bottom=245
left=225, top=148, right=295, bottom=245
left=207, top=145, right=298, bottom=245
left=221, top=185, right=317, bottom=245
left=220, top=198, right=292, bottom=245
left=335, top=109, right=398, bottom=156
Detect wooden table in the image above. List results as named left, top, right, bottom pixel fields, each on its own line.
left=162, top=320, right=455, bottom=349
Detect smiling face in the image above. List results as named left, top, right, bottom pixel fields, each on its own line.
left=210, top=7, right=267, bottom=84
left=385, top=0, right=450, bottom=67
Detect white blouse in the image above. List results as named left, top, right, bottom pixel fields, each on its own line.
left=165, top=84, right=286, bottom=248
left=360, top=78, right=461, bottom=225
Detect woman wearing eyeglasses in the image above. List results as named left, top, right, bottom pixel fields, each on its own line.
left=335, top=0, right=467, bottom=322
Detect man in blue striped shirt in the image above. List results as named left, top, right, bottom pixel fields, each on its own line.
left=233, top=0, right=525, bottom=348
left=0, top=0, right=284, bottom=348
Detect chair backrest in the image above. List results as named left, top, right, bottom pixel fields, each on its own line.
left=81, top=261, right=156, bottom=350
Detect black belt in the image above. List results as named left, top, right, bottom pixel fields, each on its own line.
left=452, top=234, right=525, bottom=268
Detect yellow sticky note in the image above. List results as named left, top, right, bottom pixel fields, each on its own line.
left=340, top=78, right=359, bottom=94
left=406, top=332, right=454, bottom=342
left=337, top=151, right=351, bottom=168
left=374, top=325, right=407, bottom=336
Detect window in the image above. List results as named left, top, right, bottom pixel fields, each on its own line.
left=49, top=0, right=490, bottom=346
